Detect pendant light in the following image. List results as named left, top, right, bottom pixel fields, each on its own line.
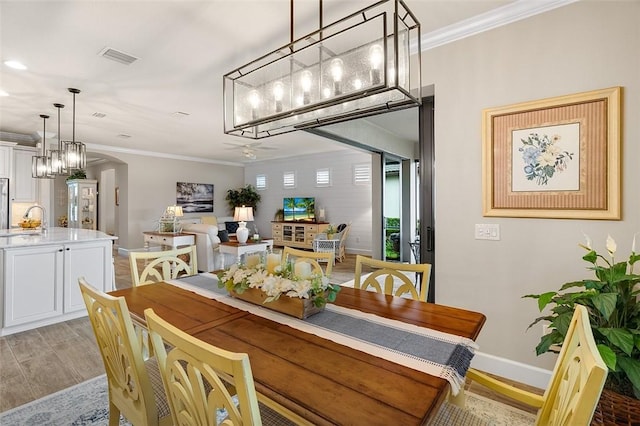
left=32, top=114, right=54, bottom=179
left=223, top=0, right=421, bottom=139
left=62, top=88, right=86, bottom=170
left=48, top=103, right=66, bottom=175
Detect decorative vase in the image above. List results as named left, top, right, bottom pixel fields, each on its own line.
left=236, top=223, right=249, bottom=244
left=229, top=287, right=325, bottom=319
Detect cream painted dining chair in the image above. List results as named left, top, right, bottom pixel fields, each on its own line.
left=282, top=246, right=334, bottom=276
left=129, top=245, right=198, bottom=286
left=79, top=278, right=172, bottom=426
left=353, top=255, right=432, bottom=302
left=433, top=305, right=608, bottom=425
left=144, top=308, right=298, bottom=426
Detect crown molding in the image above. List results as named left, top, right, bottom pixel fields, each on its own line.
left=415, top=0, right=579, bottom=52
left=85, top=143, right=244, bottom=167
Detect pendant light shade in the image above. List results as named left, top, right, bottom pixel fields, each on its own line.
left=62, top=88, right=86, bottom=170
left=48, top=103, right=67, bottom=175
left=223, top=0, right=421, bottom=139
left=32, top=114, right=54, bottom=179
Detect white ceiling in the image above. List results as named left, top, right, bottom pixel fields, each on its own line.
left=1, top=0, right=564, bottom=165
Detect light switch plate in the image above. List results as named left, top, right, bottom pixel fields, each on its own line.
left=475, top=223, right=500, bottom=240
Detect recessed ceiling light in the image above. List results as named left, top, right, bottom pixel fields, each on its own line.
left=172, top=111, right=190, bottom=118
left=0, top=89, right=9, bottom=97
left=117, top=134, right=131, bottom=139
left=4, top=60, right=27, bottom=70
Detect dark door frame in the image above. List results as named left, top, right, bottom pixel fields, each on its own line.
left=419, top=96, right=436, bottom=303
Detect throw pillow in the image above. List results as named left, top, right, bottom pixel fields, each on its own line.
left=218, top=229, right=230, bottom=242
left=225, top=221, right=239, bottom=234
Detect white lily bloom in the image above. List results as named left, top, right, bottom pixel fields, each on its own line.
left=581, top=232, right=593, bottom=250
left=632, top=233, right=638, bottom=253
left=606, top=234, right=617, bottom=256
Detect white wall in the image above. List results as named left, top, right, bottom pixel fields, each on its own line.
left=244, top=150, right=374, bottom=256
left=423, top=1, right=640, bottom=373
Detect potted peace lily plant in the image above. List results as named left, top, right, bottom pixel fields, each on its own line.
left=524, top=234, right=640, bottom=422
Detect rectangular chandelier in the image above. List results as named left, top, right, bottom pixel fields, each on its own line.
left=223, top=0, right=422, bottom=139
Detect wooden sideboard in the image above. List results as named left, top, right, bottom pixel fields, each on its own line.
left=272, top=221, right=329, bottom=249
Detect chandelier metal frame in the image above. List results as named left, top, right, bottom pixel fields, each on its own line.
left=223, top=0, right=421, bottom=139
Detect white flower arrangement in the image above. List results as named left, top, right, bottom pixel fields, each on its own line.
left=217, top=261, right=340, bottom=307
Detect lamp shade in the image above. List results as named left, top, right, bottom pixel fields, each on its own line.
left=234, top=206, right=254, bottom=222
left=166, top=205, right=184, bottom=217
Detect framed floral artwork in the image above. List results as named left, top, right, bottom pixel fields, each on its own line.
left=482, top=86, right=622, bottom=219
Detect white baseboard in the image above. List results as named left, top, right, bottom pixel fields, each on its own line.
left=471, top=351, right=552, bottom=390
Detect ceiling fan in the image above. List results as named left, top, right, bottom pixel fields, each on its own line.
left=223, top=141, right=277, bottom=160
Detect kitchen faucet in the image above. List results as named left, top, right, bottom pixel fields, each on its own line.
left=24, top=205, right=47, bottom=230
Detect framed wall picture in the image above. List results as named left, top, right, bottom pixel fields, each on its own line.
left=482, top=86, right=621, bottom=220
left=176, top=182, right=214, bottom=213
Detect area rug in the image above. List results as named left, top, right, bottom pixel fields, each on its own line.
left=1, top=374, right=536, bottom=425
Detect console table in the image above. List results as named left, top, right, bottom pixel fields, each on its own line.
left=272, top=221, right=329, bottom=249
left=143, top=231, right=195, bottom=250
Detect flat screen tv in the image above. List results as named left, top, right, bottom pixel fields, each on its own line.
left=283, top=197, right=315, bottom=222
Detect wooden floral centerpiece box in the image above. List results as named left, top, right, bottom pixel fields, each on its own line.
left=217, top=260, right=340, bottom=320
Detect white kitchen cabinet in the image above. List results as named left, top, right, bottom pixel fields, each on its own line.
left=3, top=245, right=64, bottom=328
left=12, top=146, right=38, bottom=202
left=2, top=239, right=113, bottom=332
left=0, top=142, right=16, bottom=179
left=64, top=240, right=113, bottom=313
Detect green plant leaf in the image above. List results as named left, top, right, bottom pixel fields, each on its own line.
left=591, top=293, right=618, bottom=321
left=535, top=331, right=563, bottom=355
left=536, top=292, right=556, bottom=311
left=598, top=328, right=635, bottom=356
left=583, top=250, right=597, bottom=263
left=560, top=281, right=588, bottom=291
left=618, top=356, right=640, bottom=392
left=551, top=312, right=573, bottom=337
left=597, top=344, right=617, bottom=371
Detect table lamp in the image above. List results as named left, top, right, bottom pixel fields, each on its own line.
left=234, top=205, right=254, bottom=244
left=164, top=205, right=183, bottom=233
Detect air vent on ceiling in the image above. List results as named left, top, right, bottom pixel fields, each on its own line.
left=117, top=134, right=131, bottom=139
left=92, top=112, right=106, bottom=118
left=98, top=47, right=138, bottom=65
left=172, top=111, right=190, bottom=118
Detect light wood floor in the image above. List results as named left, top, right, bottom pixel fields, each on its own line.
left=0, top=249, right=542, bottom=415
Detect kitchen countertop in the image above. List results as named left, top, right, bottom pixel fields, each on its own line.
left=0, top=227, right=117, bottom=248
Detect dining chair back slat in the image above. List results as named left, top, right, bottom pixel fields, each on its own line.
left=282, top=246, right=334, bottom=276
left=129, top=245, right=197, bottom=286
left=144, top=308, right=297, bottom=426
left=78, top=278, right=171, bottom=426
left=353, top=255, right=432, bottom=302
left=439, top=305, right=608, bottom=425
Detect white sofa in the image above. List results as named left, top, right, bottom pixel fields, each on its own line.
left=181, top=223, right=220, bottom=272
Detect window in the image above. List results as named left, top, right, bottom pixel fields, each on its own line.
left=316, top=168, right=331, bottom=187
left=283, top=171, right=296, bottom=189
left=353, top=163, right=371, bottom=185
left=256, top=174, right=267, bottom=190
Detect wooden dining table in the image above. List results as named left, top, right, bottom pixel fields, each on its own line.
left=110, top=280, right=485, bottom=425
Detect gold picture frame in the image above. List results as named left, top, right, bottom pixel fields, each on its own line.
left=482, top=86, right=621, bottom=220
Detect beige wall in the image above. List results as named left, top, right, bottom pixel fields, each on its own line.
left=87, top=148, right=244, bottom=249
left=423, top=1, right=640, bottom=371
